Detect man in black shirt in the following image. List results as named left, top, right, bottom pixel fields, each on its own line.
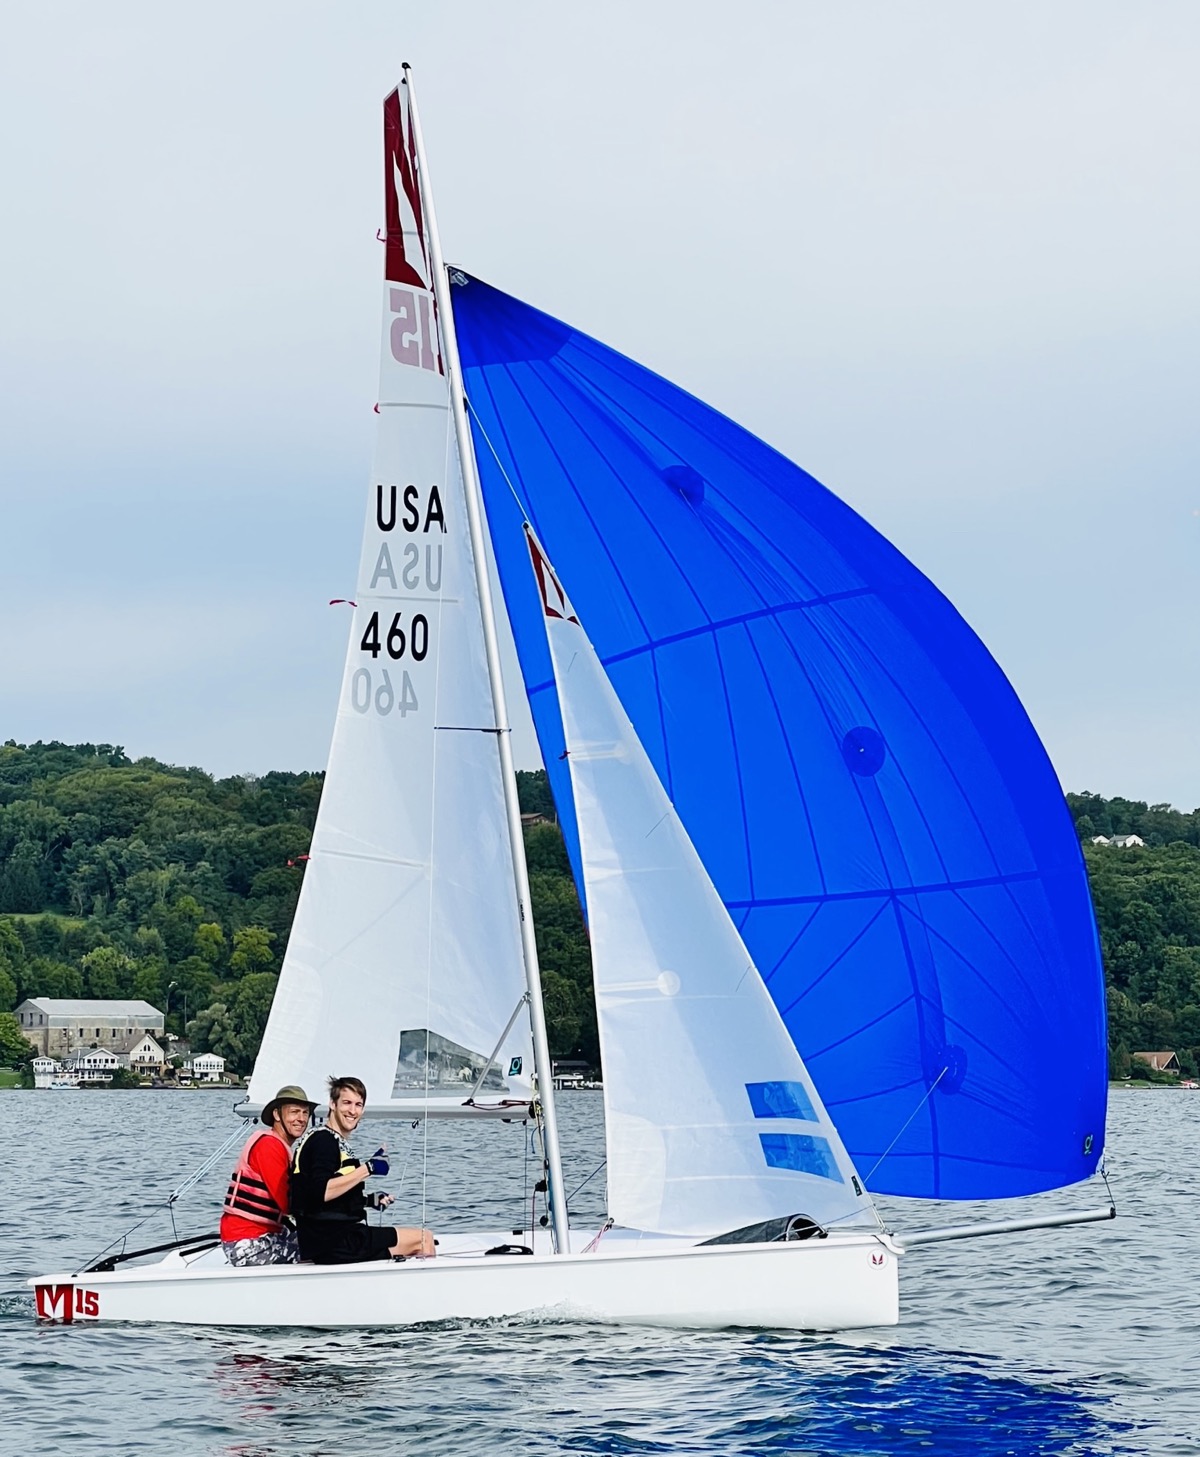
left=290, top=1075, right=435, bottom=1264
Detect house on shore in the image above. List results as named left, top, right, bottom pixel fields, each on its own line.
left=1133, top=1050, right=1180, bottom=1075
left=67, top=1045, right=120, bottom=1083
left=32, top=1056, right=63, bottom=1088
left=188, top=1053, right=227, bottom=1083
left=124, top=1032, right=169, bottom=1078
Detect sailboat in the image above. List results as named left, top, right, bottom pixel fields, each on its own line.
left=30, top=69, right=1112, bottom=1330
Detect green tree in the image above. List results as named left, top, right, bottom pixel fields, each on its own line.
left=1135, top=1003, right=1176, bottom=1049
left=0, top=918, right=24, bottom=968
left=0, top=1011, right=35, bottom=1085
left=22, top=956, right=83, bottom=1000
left=132, top=962, right=164, bottom=1007
left=81, top=946, right=137, bottom=999
left=0, top=841, right=44, bottom=913
left=187, top=1002, right=244, bottom=1065
left=194, top=922, right=227, bottom=969
left=516, top=769, right=556, bottom=819
left=542, top=969, right=583, bottom=1057
left=0, top=963, right=17, bottom=1013
left=231, top=972, right=278, bottom=1065
left=524, top=821, right=572, bottom=875
left=230, top=926, right=275, bottom=979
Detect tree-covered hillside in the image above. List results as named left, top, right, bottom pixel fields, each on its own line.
left=0, top=741, right=593, bottom=1072
left=1067, top=792, right=1200, bottom=1077
left=0, top=741, right=321, bottom=1071
left=2, top=741, right=1197, bottom=1082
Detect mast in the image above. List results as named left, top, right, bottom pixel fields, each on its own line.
left=401, top=65, right=571, bottom=1253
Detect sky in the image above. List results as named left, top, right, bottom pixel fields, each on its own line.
left=1, top=2, right=1197, bottom=804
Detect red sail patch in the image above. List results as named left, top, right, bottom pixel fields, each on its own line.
left=524, top=528, right=579, bottom=625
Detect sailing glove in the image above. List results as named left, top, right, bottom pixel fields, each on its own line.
left=365, top=1151, right=389, bottom=1176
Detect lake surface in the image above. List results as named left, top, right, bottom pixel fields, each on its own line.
left=0, top=1088, right=1194, bottom=1456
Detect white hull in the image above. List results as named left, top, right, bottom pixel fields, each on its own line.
left=31, top=1229, right=899, bottom=1332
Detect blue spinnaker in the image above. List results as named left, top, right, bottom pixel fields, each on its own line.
left=454, top=273, right=1106, bottom=1201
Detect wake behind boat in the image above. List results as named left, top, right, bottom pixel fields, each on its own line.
left=31, top=67, right=1112, bottom=1331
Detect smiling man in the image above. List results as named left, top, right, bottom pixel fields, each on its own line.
left=220, top=1083, right=316, bottom=1266
left=290, top=1075, right=435, bottom=1264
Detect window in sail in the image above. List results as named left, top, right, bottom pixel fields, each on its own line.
left=392, top=1028, right=509, bottom=1096
left=759, top=1134, right=843, bottom=1182
left=745, top=1080, right=818, bottom=1123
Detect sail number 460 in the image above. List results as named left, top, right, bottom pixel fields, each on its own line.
left=351, top=667, right=417, bottom=717
left=352, top=613, right=426, bottom=717
left=360, top=610, right=428, bottom=662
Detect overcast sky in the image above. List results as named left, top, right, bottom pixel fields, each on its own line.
left=1, top=3, right=1197, bottom=805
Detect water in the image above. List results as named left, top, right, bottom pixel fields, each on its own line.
left=0, top=1089, right=1194, bottom=1455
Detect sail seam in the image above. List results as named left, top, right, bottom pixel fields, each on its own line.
left=317, top=849, right=427, bottom=868
left=522, top=590, right=876, bottom=688
left=775, top=900, right=892, bottom=1018
left=724, top=869, right=1042, bottom=908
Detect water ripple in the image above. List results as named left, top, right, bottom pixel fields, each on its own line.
left=0, top=1089, right=1195, bottom=1455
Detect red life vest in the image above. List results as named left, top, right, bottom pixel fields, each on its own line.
left=222, top=1131, right=287, bottom=1232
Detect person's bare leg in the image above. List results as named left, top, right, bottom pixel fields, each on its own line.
left=389, top=1227, right=434, bottom=1258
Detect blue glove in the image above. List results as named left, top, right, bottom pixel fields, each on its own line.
left=365, top=1149, right=389, bottom=1177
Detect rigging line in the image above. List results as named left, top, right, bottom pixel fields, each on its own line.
left=566, top=1158, right=606, bottom=1204
left=76, top=1121, right=246, bottom=1274
left=465, top=392, right=532, bottom=525
left=393, top=1119, right=422, bottom=1198
left=1098, top=1160, right=1118, bottom=1214
left=167, top=1121, right=247, bottom=1203
left=861, top=1066, right=949, bottom=1188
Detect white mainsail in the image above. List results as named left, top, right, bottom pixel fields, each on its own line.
left=527, top=530, right=876, bottom=1236
left=249, top=87, right=532, bottom=1114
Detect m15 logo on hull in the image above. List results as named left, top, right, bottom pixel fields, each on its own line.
left=35, top=1284, right=99, bottom=1321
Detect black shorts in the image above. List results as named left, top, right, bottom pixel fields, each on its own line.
left=299, top=1222, right=396, bottom=1265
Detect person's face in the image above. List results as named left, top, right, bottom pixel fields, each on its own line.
left=274, top=1101, right=311, bottom=1143
left=330, top=1088, right=365, bottom=1134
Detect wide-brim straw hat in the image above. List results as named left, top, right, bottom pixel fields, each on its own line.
left=261, top=1084, right=318, bottom=1127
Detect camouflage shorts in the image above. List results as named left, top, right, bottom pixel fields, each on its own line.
left=222, top=1227, right=300, bottom=1266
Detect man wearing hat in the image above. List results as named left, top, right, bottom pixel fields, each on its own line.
left=220, top=1084, right=316, bottom=1266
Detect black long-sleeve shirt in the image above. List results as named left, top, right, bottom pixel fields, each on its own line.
left=290, top=1127, right=366, bottom=1223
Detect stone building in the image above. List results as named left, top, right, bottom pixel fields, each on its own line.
left=15, top=998, right=165, bottom=1058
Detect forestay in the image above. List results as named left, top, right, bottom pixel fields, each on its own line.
left=249, top=92, right=532, bottom=1115
left=455, top=274, right=1107, bottom=1200
left=528, top=530, right=873, bottom=1237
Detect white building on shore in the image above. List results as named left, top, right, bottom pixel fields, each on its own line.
left=189, top=1053, right=226, bottom=1083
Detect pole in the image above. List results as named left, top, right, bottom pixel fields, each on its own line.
left=400, top=65, right=571, bottom=1254
left=892, top=1205, right=1115, bottom=1251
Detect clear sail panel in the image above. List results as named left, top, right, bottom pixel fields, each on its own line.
left=393, top=1028, right=522, bottom=1096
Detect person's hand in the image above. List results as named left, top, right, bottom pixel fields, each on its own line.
left=376, top=1192, right=395, bottom=1211
left=365, top=1152, right=390, bottom=1176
